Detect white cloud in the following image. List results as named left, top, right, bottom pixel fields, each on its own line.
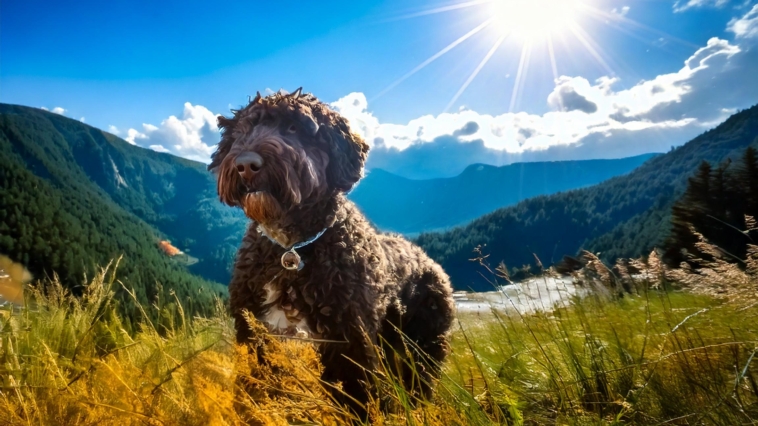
left=125, top=128, right=145, bottom=145
left=330, top=10, right=758, bottom=178
left=149, top=144, right=171, bottom=154
left=122, top=7, right=757, bottom=176
left=728, top=4, right=758, bottom=38
left=674, top=0, right=729, bottom=12
left=79, top=117, right=85, bottom=123
left=611, top=6, right=630, bottom=16
left=125, top=102, right=219, bottom=162
left=40, top=106, right=68, bottom=115
left=107, top=125, right=120, bottom=135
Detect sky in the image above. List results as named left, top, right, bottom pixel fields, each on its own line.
left=2, top=0, right=758, bottom=178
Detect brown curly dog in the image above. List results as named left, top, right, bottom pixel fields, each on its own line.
left=209, top=89, right=455, bottom=415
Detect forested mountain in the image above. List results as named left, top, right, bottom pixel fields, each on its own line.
left=350, top=154, right=656, bottom=234
left=417, top=105, right=758, bottom=291
left=0, top=104, right=236, bottom=319
left=7, top=102, right=756, bottom=296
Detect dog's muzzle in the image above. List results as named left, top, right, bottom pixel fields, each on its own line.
left=235, top=151, right=264, bottom=184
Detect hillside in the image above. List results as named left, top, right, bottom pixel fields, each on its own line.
left=417, top=105, right=758, bottom=291
left=0, top=104, right=234, bottom=317
left=350, top=154, right=656, bottom=234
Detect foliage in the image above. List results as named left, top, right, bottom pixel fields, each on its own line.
left=664, top=147, right=758, bottom=265
left=417, top=105, right=758, bottom=291
left=1, top=258, right=756, bottom=425
left=0, top=106, right=228, bottom=322
left=0, top=103, right=246, bottom=287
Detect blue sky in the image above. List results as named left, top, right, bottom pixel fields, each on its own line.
left=2, top=0, right=758, bottom=177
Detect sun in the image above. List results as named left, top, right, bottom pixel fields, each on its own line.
left=487, top=0, right=583, bottom=41
left=375, top=0, right=693, bottom=114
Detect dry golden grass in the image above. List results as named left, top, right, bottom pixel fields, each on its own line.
left=0, top=248, right=756, bottom=425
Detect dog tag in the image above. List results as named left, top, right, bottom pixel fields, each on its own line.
left=281, top=249, right=303, bottom=271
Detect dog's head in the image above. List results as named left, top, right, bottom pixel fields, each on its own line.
left=209, top=89, right=369, bottom=225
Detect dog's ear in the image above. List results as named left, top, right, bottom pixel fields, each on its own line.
left=208, top=114, right=237, bottom=173
left=319, top=116, right=369, bottom=192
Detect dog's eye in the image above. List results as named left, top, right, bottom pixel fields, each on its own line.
left=287, top=123, right=297, bottom=133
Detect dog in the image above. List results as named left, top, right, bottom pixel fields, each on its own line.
left=209, top=89, right=455, bottom=414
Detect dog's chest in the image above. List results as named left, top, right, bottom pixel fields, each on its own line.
left=259, top=280, right=316, bottom=338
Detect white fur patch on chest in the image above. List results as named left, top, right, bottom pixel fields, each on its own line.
left=256, top=224, right=290, bottom=249
left=260, top=282, right=312, bottom=338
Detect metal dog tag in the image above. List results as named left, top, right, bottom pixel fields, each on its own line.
left=281, top=249, right=303, bottom=271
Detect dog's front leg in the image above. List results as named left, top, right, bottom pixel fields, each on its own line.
left=318, top=316, right=378, bottom=420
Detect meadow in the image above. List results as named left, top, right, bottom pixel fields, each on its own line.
left=0, top=250, right=756, bottom=425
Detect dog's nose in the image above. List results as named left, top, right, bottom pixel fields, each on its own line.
left=235, top=152, right=264, bottom=180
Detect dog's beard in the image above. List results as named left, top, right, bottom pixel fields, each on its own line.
left=217, top=163, right=283, bottom=224
left=241, top=191, right=283, bottom=224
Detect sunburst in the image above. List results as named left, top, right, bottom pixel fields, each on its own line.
left=374, top=0, right=694, bottom=114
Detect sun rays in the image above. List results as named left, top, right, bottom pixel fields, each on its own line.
left=371, top=18, right=495, bottom=101
left=375, top=0, right=698, bottom=113
left=446, top=32, right=507, bottom=112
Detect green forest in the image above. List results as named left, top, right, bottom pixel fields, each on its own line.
left=663, top=147, right=758, bottom=265
left=417, top=105, right=758, bottom=291
left=0, top=104, right=235, bottom=322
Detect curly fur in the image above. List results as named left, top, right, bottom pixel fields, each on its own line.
left=210, top=89, right=455, bottom=414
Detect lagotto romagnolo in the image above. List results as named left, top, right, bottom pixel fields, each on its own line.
left=209, top=88, right=455, bottom=413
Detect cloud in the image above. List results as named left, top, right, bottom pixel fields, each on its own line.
left=149, top=144, right=171, bottom=153
left=728, top=4, right=758, bottom=38
left=40, top=106, right=67, bottom=115
left=118, top=7, right=757, bottom=178
left=125, top=102, right=219, bottom=162
left=452, top=121, right=480, bottom=137
left=367, top=136, right=518, bottom=179
left=107, top=125, right=120, bottom=135
left=547, top=78, right=599, bottom=113
left=125, top=128, right=145, bottom=146
left=330, top=92, right=382, bottom=145
left=674, top=0, right=729, bottom=12
left=611, top=6, right=630, bottom=16
left=330, top=7, right=758, bottom=178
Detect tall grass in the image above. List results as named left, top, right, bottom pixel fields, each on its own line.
left=1, top=253, right=756, bottom=425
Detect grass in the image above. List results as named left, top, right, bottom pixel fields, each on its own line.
left=0, top=254, right=757, bottom=425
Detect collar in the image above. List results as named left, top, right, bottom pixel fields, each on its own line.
left=257, top=224, right=329, bottom=251
left=257, top=224, right=329, bottom=271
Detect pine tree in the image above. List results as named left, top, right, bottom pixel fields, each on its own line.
left=739, top=146, right=758, bottom=217
left=664, top=161, right=713, bottom=264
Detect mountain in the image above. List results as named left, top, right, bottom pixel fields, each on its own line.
left=7, top=102, right=756, bottom=296
left=349, top=154, right=656, bottom=235
left=0, top=104, right=240, bottom=318
left=417, top=105, right=758, bottom=291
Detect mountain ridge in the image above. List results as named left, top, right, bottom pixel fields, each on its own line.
left=351, top=153, right=657, bottom=234
left=5, top=102, right=738, bottom=295
left=416, top=104, right=758, bottom=291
